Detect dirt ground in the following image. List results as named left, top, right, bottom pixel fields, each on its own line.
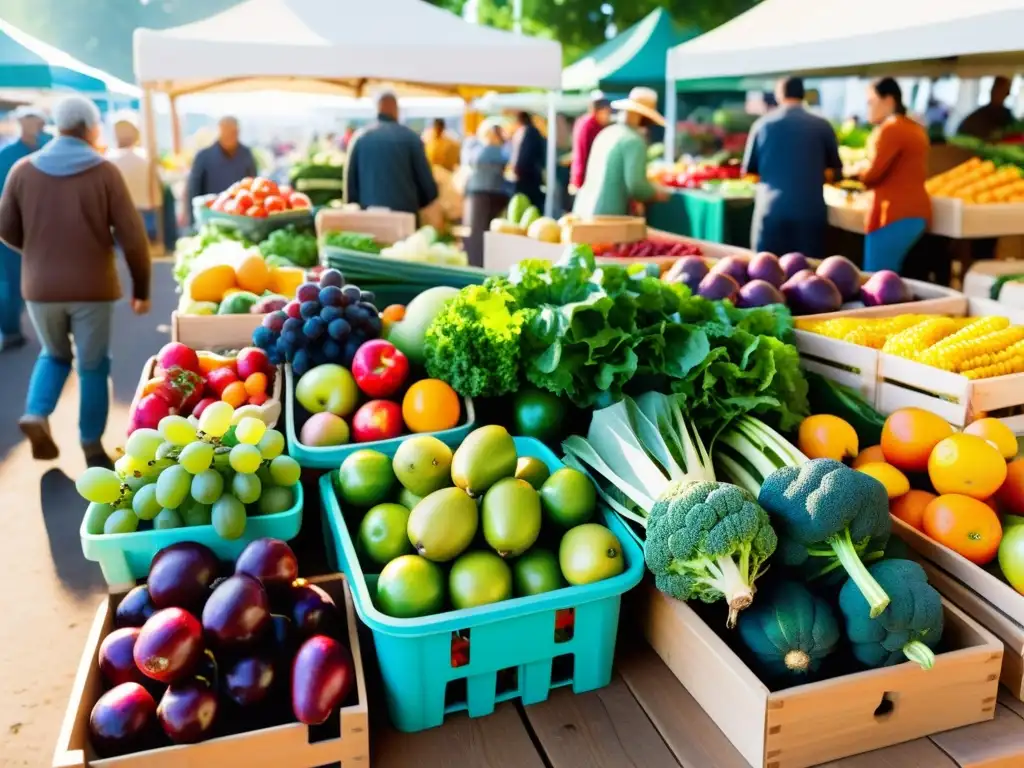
left=0, top=262, right=178, bottom=767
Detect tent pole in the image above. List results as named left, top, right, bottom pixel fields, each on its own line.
left=664, top=75, right=677, bottom=164
left=169, top=95, right=182, bottom=156
left=544, top=90, right=559, bottom=218
left=142, top=87, right=164, bottom=257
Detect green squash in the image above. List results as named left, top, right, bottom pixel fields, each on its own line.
left=738, top=581, right=840, bottom=681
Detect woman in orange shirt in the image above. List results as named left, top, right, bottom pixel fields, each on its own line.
left=859, top=78, right=932, bottom=273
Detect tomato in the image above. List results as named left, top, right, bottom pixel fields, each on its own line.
left=223, top=198, right=247, bottom=216
left=246, top=205, right=268, bottom=218
left=922, top=494, right=1003, bottom=565
left=288, top=192, right=312, bottom=209
left=238, top=177, right=255, bottom=190
left=251, top=178, right=279, bottom=198
left=263, top=195, right=288, bottom=213
left=351, top=340, right=410, bottom=398
left=227, top=182, right=242, bottom=197
left=211, top=192, right=232, bottom=212
left=278, top=185, right=294, bottom=197
left=234, top=191, right=254, bottom=211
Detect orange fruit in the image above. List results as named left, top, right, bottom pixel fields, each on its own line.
left=797, top=415, right=858, bottom=462
left=402, top=379, right=461, bottom=433
left=381, top=304, right=406, bottom=323
left=881, top=408, right=955, bottom=473
left=922, top=494, right=1003, bottom=565
left=244, top=372, right=268, bottom=397
left=853, top=445, right=886, bottom=468
left=857, top=462, right=910, bottom=499
left=996, top=459, right=1024, bottom=516
left=221, top=380, right=248, bottom=408
left=964, top=418, right=1018, bottom=460
left=928, top=433, right=1007, bottom=499
left=890, top=489, right=936, bottom=530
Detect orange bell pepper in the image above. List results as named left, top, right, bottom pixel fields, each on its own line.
left=197, top=351, right=237, bottom=377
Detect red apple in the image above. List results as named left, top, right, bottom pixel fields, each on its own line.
left=157, top=343, right=201, bottom=376
left=237, top=347, right=270, bottom=380
left=205, top=368, right=239, bottom=397
left=351, top=400, right=403, bottom=443
left=350, top=340, right=409, bottom=398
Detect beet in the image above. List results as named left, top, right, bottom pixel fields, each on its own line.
left=789, top=275, right=843, bottom=315
left=89, top=683, right=158, bottom=757
left=664, top=255, right=709, bottom=293
left=747, top=252, right=785, bottom=287
left=202, top=574, right=271, bottom=651
left=157, top=682, right=219, bottom=744
left=290, top=581, right=341, bottom=640
left=816, top=255, right=862, bottom=301
left=115, top=586, right=157, bottom=629
left=737, top=279, right=785, bottom=309
left=99, top=628, right=147, bottom=687
left=148, top=542, right=220, bottom=614
left=710, top=255, right=749, bottom=285
left=697, top=272, right=740, bottom=302
left=134, top=608, right=205, bottom=684
left=860, top=270, right=911, bottom=306
left=291, top=635, right=355, bottom=725
left=779, top=252, right=811, bottom=280
left=235, top=538, right=299, bottom=589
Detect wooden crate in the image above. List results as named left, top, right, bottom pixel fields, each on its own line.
left=134, top=356, right=283, bottom=429
left=794, top=329, right=878, bottom=403
left=797, top=279, right=965, bottom=323
left=315, top=208, right=416, bottom=245
left=52, top=574, right=369, bottom=768
left=641, top=584, right=1003, bottom=768
left=563, top=215, right=646, bottom=245
left=171, top=311, right=265, bottom=350
left=482, top=232, right=564, bottom=272
left=827, top=201, right=868, bottom=235
left=931, top=197, right=1024, bottom=239
left=914, top=558, right=1024, bottom=702
left=963, top=259, right=1024, bottom=302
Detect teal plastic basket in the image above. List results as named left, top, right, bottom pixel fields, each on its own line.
left=191, top=194, right=314, bottom=242
left=320, top=437, right=644, bottom=732
left=80, top=482, right=303, bottom=590
left=284, top=366, right=476, bottom=469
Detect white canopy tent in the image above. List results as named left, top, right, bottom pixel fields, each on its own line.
left=134, top=0, right=564, bottom=213
left=662, top=0, right=1024, bottom=160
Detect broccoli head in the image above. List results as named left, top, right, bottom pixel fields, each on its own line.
left=839, top=559, right=944, bottom=670
left=758, top=459, right=892, bottom=618
left=644, top=481, right=777, bottom=628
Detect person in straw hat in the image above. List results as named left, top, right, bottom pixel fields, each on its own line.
left=572, top=87, right=668, bottom=218
left=107, top=117, right=159, bottom=243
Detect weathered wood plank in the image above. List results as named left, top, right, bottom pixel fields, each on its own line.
left=373, top=703, right=546, bottom=768
left=815, top=738, right=958, bottom=768
left=929, top=702, right=1024, bottom=768
left=522, top=675, right=681, bottom=768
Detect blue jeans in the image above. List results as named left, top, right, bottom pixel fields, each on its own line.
left=0, top=242, right=23, bottom=340
left=864, top=218, right=928, bottom=273
left=752, top=214, right=826, bottom=259
left=25, top=301, right=114, bottom=444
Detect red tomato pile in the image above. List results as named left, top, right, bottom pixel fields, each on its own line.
left=207, top=176, right=312, bottom=218
left=659, top=164, right=742, bottom=190
left=594, top=239, right=704, bottom=259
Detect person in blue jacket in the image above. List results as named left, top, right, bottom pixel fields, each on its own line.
left=0, top=106, right=50, bottom=351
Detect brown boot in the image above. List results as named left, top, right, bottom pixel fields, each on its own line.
left=82, top=441, right=114, bottom=470
left=18, top=415, right=59, bottom=460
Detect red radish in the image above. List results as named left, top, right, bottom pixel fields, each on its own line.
left=157, top=343, right=200, bottom=376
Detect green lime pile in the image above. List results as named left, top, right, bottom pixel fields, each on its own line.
left=335, top=425, right=626, bottom=619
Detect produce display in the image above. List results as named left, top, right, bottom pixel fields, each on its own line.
left=321, top=231, right=382, bottom=255
left=86, top=540, right=356, bottom=756
left=591, top=238, right=703, bottom=259
left=289, top=150, right=345, bottom=207
left=488, top=193, right=560, bottom=242
left=379, top=227, right=468, bottom=266
left=666, top=251, right=915, bottom=315
left=203, top=176, right=312, bottom=218
left=129, top=342, right=279, bottom=433
left=926, top=158, right=1024, bottom=203
left=333, top=425, right=623, bottom=620
left=81, top=399, right=300, bottom=540
left=798, top=313, right=1024, bottom=379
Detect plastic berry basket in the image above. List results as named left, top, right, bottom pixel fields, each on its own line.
left=191, top=194, right=315, bottom=241
left=319, top=437, right=645, bottom=733
left=80, top=482, right=303, bottom=592
left=284, top=366, right=476, bottom=469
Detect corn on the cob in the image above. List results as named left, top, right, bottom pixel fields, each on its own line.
left=881, top=318, right=959, bottom=358
left=917, top=316, right=1013, bottom=369
left=962, top=356, right=1024, bottom=380
left=925, top=326, right=1024, bottom=371
left=841, top=315, right=928, bottom=349
left=956, top=337, right=1024, bottom=374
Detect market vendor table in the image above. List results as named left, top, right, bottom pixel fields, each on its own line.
left=646, top=189, right=754, bottom=248
left=371, top=640, right=1024, bottom=768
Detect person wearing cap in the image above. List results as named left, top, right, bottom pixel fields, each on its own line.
left=0, top=106, right=50, bottom=351
left=186, top=116, right=257, bottom=226
left=107, top=118, right=159, bottom=243
left=572, top=87, right=668, bottom=218
left=0, top=94, right=151, bottom=467
left=569, top=93, right=612, bottom=195
left=743, top=77, right=843, bottom=258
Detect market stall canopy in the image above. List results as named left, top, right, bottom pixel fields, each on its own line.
left=473, top=91, right=594, bottom=116
left=0, top=18, right=140, bottom=96
left=667, top=0, right=1024, bottom=81
left=563, top=8, right=698, bottom=93
left=133, top=0, right=563, bottom=98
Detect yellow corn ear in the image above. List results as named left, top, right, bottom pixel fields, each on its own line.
left=962, top=355, right=1024, bottom=379
left=841, top=315, right=928, bottom=349
left=929, top=326, right=1024, bottom=372
left=918, top=316, right=1013, bottom=369
left=956, top=334, right=1024, bottom=373
left=881, top=318, right=960, bottom=359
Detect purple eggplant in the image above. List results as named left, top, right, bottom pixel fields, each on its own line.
left=747, top=252, right=785, bottom=287
left=223, top=654, right=277, bottom=707
left=148, top=542, right=220, bottom=614
left=291, top=635, right=355, bottom=725
left=789, top=275, right=843, bottom=315
left=290, top=580, right=341, bottom=640
left=115, top=586, right=158, bottom=629
left=664, top=256, right=709, bottom=292
left=157, top=682, right=219, bottom=744
left=737, top=279, right=785, bottom=308
left=780, top=252, right=811, bottom=280
left=99, top=627, right=148, bottom=688
left=697, top=272, right=740, bottom=302
left=860, top=270, right=911, bottom=306
left=202, top=574, right=271, bottom=652
left=710, top=255, right=749, bottom=285
left=816, top=255, right=862, bottom=301
left=89, top=683, right=158, bottom=757
left=134, top=608, right=205, bottom=685
left=235, top=538, right=299, bottom=589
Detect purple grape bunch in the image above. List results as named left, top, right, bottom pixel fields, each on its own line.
left=251, top=269, right=382, bottom=377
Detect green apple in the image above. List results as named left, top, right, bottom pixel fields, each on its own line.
left=998, top=525, right=1024, bottom=594
left=295, top=364, right=358, bottom=416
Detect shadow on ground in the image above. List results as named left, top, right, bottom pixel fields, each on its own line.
left=40, top=468, right=105, bottom=596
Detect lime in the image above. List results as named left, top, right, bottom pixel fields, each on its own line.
left=540, top=468, right=596, bottom=527
left=513, top=387, right=567, bottom=443
left=392, top=436, right=453, bottom=497
left=449, top=551, right=513, bottom=610
left=514, top=456, right=550, bottom=490
left=398, top=487, right=423, bottom=511
left=513, top=549, right=565, bottom=596
left=376, top=555, right=445, bottom=618
left=559, top=524, right=624, bottom=586
left=358, top=503, right=414, bottom=566
left=338, top=450, right=396, bottom=507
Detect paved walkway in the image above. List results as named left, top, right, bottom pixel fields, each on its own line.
left=0, top=262, right=177, bottom=767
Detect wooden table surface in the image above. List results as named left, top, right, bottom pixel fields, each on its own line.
left=370, top=641, right=1024, bottom=768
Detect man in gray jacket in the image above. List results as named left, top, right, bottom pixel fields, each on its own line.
left=344, top=93, right=439, bottom=215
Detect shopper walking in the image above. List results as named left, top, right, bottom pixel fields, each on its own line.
left=345, top=93, right=439, bottom=216
left=0, top=106, right=50, bottom=351
left=463, top=120, right=510, bottom=267
left=569, top=93, right=612, bottom=194
left=573, top=87, right=667, bottom=218
left=508, top=111, right=546, bottom=210
left=186, top=116, right=257, bottom=226
left=743, top=77, right=843, bottom=258
left=0, top=95, right=151, bottom=466
left=858, top=78, right=931, bottom=273
left=107, top=119, right=159, bottom=243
